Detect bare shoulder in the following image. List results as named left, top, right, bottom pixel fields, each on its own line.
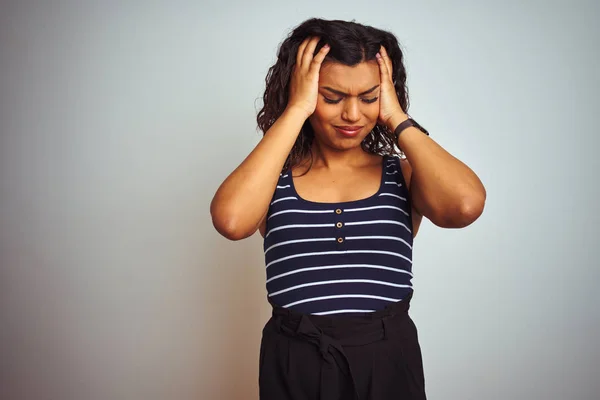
left=399, top=157, right=413, bottom=189
left=397, top=156, right=423, bottom=237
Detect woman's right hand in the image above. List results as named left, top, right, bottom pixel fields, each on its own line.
left=286, top=37, right=330, bottom=118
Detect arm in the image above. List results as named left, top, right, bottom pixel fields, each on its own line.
left=376, top=47, right=486, bottom=229
left=389, top=114, right=486, bottom=228
left=210, top=37, right=330, bottom=240
left=210, top=107, right=308, bottom=240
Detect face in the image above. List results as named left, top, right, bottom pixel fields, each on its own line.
left=308, top=60, right=381, bottom=151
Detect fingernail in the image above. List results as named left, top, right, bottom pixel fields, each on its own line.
left=376, top=53, right=381, bottom=58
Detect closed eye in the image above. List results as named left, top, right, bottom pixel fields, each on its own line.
left=362, top=97, right=378, bottom=104
left=323, top=97, right=342, bottom=104
left=323, top=96, right=379, bottom=104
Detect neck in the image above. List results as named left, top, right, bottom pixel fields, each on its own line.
left=309, top=139, right=372, bottom=169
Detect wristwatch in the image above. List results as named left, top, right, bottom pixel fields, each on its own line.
left=393, top=118, right=429, bottom=143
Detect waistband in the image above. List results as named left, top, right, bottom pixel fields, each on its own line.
left=265, top=291, right=415, bottom=400
left=268, top=290, right=413, bottom=342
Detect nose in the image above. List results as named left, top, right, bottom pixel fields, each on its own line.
left=341, top=98, right=360, bottom=123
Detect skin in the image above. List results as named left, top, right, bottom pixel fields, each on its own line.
left=275, top=60, right=425, bottom=236
left=375, top=46, right=486, bottom=228
left=210, top=36, right=486, bottom=241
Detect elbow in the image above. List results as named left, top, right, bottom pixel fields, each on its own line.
left=456, top=196, right=485, bottom=227
left=210, top=202, right=255, bottom=241
left=430, top=193, right=486, bottom=228
left=211, top=211, right=255, bottom=241
left=213, top=221, right=250, bottom=241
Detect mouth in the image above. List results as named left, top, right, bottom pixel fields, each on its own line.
left=334, top=125, right=364, bottom=137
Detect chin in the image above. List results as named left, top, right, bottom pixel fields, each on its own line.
left=330, top=135, right=369, bottom=151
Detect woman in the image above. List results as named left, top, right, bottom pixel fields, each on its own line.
left=211, top=18, right=486, bottom=400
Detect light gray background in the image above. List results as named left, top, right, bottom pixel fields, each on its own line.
left=1, top=1, right=598, bottom=399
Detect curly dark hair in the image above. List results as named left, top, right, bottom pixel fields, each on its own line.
left=257, top=18, right=411, bottom=172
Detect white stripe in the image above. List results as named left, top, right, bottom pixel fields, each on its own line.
left=379, top=193, right=407, bottom=201
left=267, top=250, right=343, bottom=268
left=276, top=185, right=290, bottom=189
left=264, top=237, right=335, bottom=254
left=268, top=209, right=333, bottom=220
left=313, top=309, right=376, bottom=315
left=266, top=249, right=412, bottom=269
left=270, top=196, right=298, bottom=205
left=267, top=263, right=413, bottom=283
left=384, top=181, right=402, bottom=187
left=346, top=235, right=412, bottom=249
left=344, top=205, right=409, bottom=217
left=386, top=171, right=398, bottom=175
left=283, top=294, right=401, bottom=308
left=269, top=279, right=413, bottom=296
left=265, top=223, right=334, bottom=238
left=282, top=174, right=289, bottom=178
left=345, top=220, right=411, bottom=233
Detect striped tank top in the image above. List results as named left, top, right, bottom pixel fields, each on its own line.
left=263, top=155, right=414, bottom=315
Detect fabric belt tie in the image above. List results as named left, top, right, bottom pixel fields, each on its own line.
left=276, top=313, right=360, bottom=400
left=270, top=292, right=415, bottom=399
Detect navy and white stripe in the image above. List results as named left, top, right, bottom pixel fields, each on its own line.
left=263, top=155, right=414, bottom=315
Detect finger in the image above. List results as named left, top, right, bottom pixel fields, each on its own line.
left=296, top=37, right=311, bottom=67
left=308, top=43, right=330, bottom=74
left=375, top=51, right=391, bottom=83
left=379, top=46, right=394, bottom=81
left=301, top=36, right=321, bottom=71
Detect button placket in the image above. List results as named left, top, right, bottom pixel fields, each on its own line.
left=335, top=208, right=345, bottom=248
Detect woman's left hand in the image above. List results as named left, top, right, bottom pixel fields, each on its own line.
left=376, top=46, right=407, bottom=128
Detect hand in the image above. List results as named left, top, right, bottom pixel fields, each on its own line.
left=376, top=46, right=408, bottom=129
left=286, top=37, right=330, bottom=119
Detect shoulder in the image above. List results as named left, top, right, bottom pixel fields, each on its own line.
left=258, top=170, right=291, bottom=238
left=388, top=154, right=413, bottom=190
left=399, top=157, right=412, bottom=189
left=394, top=155, right=423, bottom=236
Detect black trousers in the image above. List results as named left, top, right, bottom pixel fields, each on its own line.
left=259, top=291, right=426, bottom=400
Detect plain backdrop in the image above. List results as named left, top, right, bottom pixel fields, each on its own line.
left=1, top=1, right=599, bottom=399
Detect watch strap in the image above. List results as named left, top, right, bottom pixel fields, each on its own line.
left=393, top=118, right=429, bottom=142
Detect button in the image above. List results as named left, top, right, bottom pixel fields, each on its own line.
left=337, top=237, right=344, bottom=243
left=335, top=208, right=342, bottom=214
left=336, top=222, right=343, bottom=228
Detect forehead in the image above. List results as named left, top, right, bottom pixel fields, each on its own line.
left=319, top=61, right=380, bottom=94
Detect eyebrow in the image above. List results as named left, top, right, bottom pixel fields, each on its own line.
left=322, top=85, right=380, bottom=97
